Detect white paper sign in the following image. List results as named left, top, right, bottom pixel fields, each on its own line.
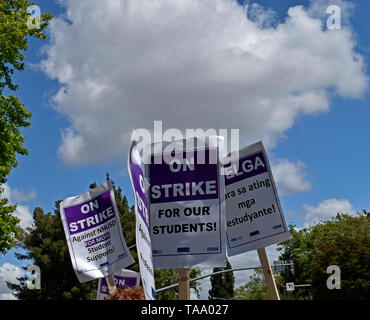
left=224, top=141, right=290, bottom=256
left=128, top=141, right=157, bottom=300
left=60, top=182, right=134, bottom=283
left=145, top=137, right=226, bottom=269
left=96, top=269, right=140, bottom=300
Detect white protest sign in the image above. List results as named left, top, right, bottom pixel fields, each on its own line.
left=128, top=141, right=157, bottom=300
left=96, top=269, right=140, bottom=300
left=224, top=141, right=290, bottom=256
left=60, top=182, right=135, bottom=283
left=145, top=137, right=226, bottom=269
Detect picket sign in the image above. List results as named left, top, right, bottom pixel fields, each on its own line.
left=144, top=136, right=227, bottom=300
left=97, top=269, right=141, bottom=300
left=128, top=140, right=157, bottom=300
left=145, top=136, right=227, bottom=271
left=59, top=182, right=134, bottom=284
left=224, top=141, right=291, bottom=300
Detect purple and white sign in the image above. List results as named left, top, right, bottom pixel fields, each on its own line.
left=60, top=182, right=134, bottom=283
left=224, top=141, right=291, bottom=256
left=145, top=137, right=226, bottom=269
left=128, top=141, right=156, bottom=300
left=97, top=269, right=140, bottom=300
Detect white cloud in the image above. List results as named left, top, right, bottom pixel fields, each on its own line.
left=39, top=0, right=368, bottom=165
left=303, top=198, right=356, bottom=227
left=12, top=205, right=34, bottom=230
left=10, top=188, right=37, bottom=203
left=0, top=263, right=23, bottom=300
left=0, top=184, right=35, bottom=229
left=272, top=159, right=311, bottom=196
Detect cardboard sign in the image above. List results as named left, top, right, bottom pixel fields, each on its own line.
left=224, top=141, right=290, bottom=256
left=60, top=182, right=134, bottom=283
left=128, top=141, right=157, bottom=300
left=145, top=137, right=226, bottom=269
left=96, top=269, right=140, bottom=300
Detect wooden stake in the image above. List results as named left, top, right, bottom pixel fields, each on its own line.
left=105, top=274, right=117, bottom=295
left=178, top=268, right=190, bottom=300
left=257, top=247, right=280, bottom=300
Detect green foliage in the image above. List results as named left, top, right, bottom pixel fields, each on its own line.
left=208, top=259, right=235, bottom=300
left=8, top=204, right=98, bottom=299
left=235, top=269, right=269, bottom=300
left=0, top=0, right=52, bottom=254
left=0, top=185, right=20, bottom=253
left=277, top=211, right=370, bottom=300
left=0, top=0, right=52, bottom=183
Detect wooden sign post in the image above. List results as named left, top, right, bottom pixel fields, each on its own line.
left=105, top=274, right=117, bottom=295
left=178, top=268, right=190, bottom=300
left=257, top=247, right=280, bottom=300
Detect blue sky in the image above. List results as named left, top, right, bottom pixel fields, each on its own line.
left=1, top=0, right=369, bottom=299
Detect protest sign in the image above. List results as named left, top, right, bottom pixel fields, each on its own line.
left=97, top=269, right=140, bottom=300
left=224, top=141, right=290, bottom=256
left=128, top=140, right=157, bottom=300
left=60, top=182, right=134, bottom=283
left=145, top=137, right=226, bottom=269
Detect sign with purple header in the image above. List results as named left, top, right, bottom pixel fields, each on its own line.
left=97, top=269, right=140, bottom=300
left=60, top=182, right=134, bottom=283
left=145, top=137, right=226, bottom=269
left=224, top=141, right=291, bottom=256
left=128, top=140, right=156, bottom=300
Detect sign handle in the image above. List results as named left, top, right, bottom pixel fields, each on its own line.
left=257, top=247, right=280, bottom=300
left=105, top=274, right=117, bottom=295
left=178, top=268, right=190, bottom=300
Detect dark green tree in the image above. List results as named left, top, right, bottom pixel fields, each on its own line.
left=277, top=211, right=370, bottom=300
left=0, top=0, right=52, bottom=254
left=8, top=204, right=98, bottom=299
left=208, top=259, right=234, bottom=300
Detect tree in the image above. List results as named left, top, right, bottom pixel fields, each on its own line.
left=0, top=185, right=19, bottom=253
left=0, top=0, right=52, bottom=253
left=234, top=268, right=286, bottom=300
left=234, top=269, right=269, bottom=300
left=277, top=211, right=370, bottom=300
left=208, top=258, right=235, bottom=300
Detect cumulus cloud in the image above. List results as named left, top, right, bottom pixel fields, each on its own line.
left=272, top=159, right=311, bottom=196
left=0, top=263, right=23, bottom=300
left=303, top=198, right=356, bottom=227
left=0, top=184, right=35, bottom=229
left=39, top=0, right=368, bottom=166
